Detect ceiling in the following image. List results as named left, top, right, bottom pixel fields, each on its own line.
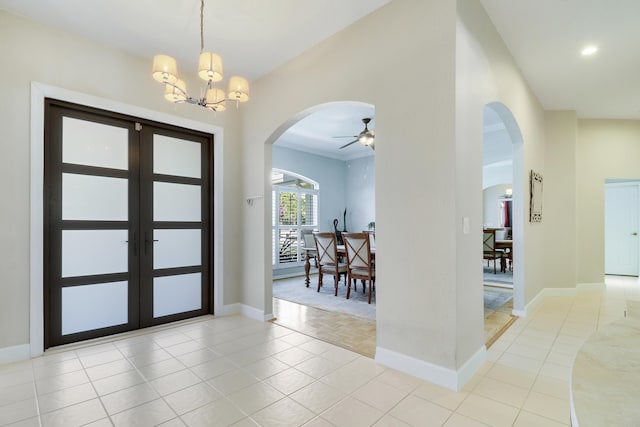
left=1, top=0, right=637, bottom=160
left=480, top=0, right=640, bottom=120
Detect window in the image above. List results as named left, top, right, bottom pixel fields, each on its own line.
left=272, top=169, right=318, bottom=268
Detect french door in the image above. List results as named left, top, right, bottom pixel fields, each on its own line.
left=44, top=99, right=212, bottom=348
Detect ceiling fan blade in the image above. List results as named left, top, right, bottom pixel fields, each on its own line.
left=339, top=139, right=358, bottom=149
left=332, top=135, right=357, bottom=138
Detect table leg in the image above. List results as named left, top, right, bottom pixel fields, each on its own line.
left=304, top=253, right=311, bottom=287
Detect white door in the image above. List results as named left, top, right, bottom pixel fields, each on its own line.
left=605, top=183, right=640, bottom=276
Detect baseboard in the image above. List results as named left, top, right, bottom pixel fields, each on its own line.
left=456, top=345, right=487, bottom=390
left=577, top=282, right=606, bottom=290
left=375, top=344, right=486, bottom=391
left=239, top=304, right=274, bottom=322
left=0, top=344, right=31, bottom=365
left=217, top=303, right=241, bottom=316
left=513, top=286, right=580, bottom=317
left=544, top=287, right=578, bottom=296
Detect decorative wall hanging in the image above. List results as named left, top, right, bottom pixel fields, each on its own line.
left=529, top=170, right=543, bottom=222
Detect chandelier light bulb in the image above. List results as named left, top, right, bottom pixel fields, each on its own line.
left=228, top=76, right=250, bottom=103
left=198, top=52, right=223, bottom=82
left=152, top=55, right=178, bottom=84
left=164, top=79, right=187, bottom=102
left=205, top=87, right=226, bottom=111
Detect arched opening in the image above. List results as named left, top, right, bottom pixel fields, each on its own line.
left=265, top=101, right=377, bottom=356
left=482, top=102, right=525, bottom=342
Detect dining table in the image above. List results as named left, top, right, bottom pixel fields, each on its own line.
left=301, top=244, right=375, bottom=287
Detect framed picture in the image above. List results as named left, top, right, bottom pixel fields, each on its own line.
left=530, top=170, right=543, bottom=222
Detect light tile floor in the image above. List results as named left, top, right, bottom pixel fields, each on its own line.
left=1, top=276, right=636, bottom=426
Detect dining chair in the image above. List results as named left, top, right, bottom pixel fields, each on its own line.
left=313, top=232, right=348, bottom=296
left=342, top=232, right=376, bottom=304
left=301, top=230, right=317, bottom=268
left=483, top=229, right=504, bottom=274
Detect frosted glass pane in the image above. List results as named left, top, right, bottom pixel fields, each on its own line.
left=63, top=173, right=128, bottom=220
left=62, top=281, right=128, bottom=335
left=62, top=230, right=128, bottom=277
left=154, top=135, right=201, bottom=178
left=154, top=182, right=200, bottom=222
left=62, top=117, right=128, bottom=170
left=154, top=229, right=201, bottom=269
left=153, top=273, right=201, bottom=318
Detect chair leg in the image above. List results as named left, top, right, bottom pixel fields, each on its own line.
left=368, top=280, right=372, bottom=304
left=317, top=271, right=323, bottom=292
left=346, top=273, right=352, bottom=299
left=333, top=275, right=339, bottom=296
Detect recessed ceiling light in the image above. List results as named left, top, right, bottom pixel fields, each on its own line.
left=581, top=46, right=598, bottom=56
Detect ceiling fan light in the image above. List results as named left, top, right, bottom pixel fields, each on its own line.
left=228, top=76, right=250, bottom=103
left=358, top=130, right=375, bottom=146
left=152, top=54, right=178, bottom=84
left=164, top=79, right=187, bottom=102
left=205, top=87, right=226, bottom=111
left=198, top=52, right=223, bottom=82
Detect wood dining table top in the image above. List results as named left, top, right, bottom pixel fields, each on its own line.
left=495, top=239, right=512, bottom=250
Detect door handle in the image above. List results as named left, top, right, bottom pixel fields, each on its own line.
left=125, top=232, right=138, bottom=256
left=144, top=232, right=159, bottom=255
left=632, top=232, right=638, bottom=236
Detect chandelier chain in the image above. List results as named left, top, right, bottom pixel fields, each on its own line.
left=200, top=0, right=205, bottom=53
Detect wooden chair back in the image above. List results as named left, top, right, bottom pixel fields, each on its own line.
left=483, top=230, right=496, bottom=253
left=342, top=232, right=372, bottom=270
left=314, top=232, right=339, bottom=266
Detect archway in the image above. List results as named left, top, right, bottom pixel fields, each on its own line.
left=265, top=101, right=377, bottom=356
left=483, top=102, right=525, bottom=327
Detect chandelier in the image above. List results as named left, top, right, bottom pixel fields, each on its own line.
left=151, top=0, right=250, bottom=112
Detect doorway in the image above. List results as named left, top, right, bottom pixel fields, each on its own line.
left=44, top=99, right=212, bottom=348
left=482, top=102, right=524, bottom=343
left=267, top=101, right=376, bottom=356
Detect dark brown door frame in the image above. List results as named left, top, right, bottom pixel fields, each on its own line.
left=44, top=99, right=213, bottom=349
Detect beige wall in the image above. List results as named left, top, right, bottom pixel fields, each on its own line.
left=456, top=0, right=546, bottom=327
left=576, top=120, right=640, bottom=283
left=242, top=0, right=463, bottom=379
left=240, top=0, right=549, bottom=387
left=544, top=111, right=578, bottom=288
left=0, top=11, right=244, bottom=351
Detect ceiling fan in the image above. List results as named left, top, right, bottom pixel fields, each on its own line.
left=334, top=117, right=375, bottom=150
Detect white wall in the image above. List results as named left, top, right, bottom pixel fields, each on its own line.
left=345, top=155, right=376, bottom=233
left=483, top=162, right=513, bottom=189
left=483, top=185, right=511, bottom=228
left=0, top=11, right=244, bottom=354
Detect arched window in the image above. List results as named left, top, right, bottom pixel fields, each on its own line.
left=272, top=169, right=319, bottom=268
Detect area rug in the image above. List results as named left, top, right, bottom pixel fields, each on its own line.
left=272, top=275, right=376, bottom=321
left=484, top=287, right=513, bottom=316
left=483, top=263, right=513, bottom=286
